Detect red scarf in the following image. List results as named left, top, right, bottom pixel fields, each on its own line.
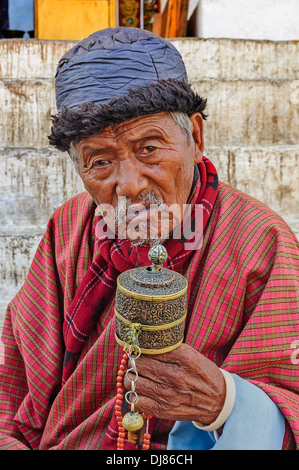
left=62, top=157, right=219, bottom=382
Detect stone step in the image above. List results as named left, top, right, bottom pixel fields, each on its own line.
left=1, top=78, right=299, bottom=147
left=1, top=38, right=299, bottom=81
left=206, top=145, right=299, bottom=219
left=0, top=232, right=43, bottom=302
left=0, top=147, right=84, bottom=232
left=0, top=79, right=56, bottom=148
left=192, top=79, right=299, bottom=146
left=0, top=299, right=10, bottom=331
left=173, top=38, right=299, bottom=81
left=0, top=39, right=74, bottom=80
left=0, top=232, right=42, bottom=331
left=0, top=145, right=298, bottom=231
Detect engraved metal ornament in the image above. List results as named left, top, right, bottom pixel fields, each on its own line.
left=115, top=245, right=188, bottom=354
left=148, top=245, right=168, bottom=268
left=122, top=411, right=144, bottom=431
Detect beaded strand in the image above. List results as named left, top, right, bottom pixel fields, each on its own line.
left=116, top=351, right=128, bottom=450
left=115, top=351, right=152, bottom=450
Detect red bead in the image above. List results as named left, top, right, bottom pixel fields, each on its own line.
left=142, top=444, right=150, bottom=450
left=118, top=426, right=125, bottom=432
left=115, top=410, right=122, bottom=416
left=143, top=433, right=151, bottom=439
left=115, top=404, right=122, bottom=411
left=118, top=432, right=125, bottom=438
left=119, top=364, right=126, bottom=371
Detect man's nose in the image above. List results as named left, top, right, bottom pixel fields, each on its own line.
left=115, top=160, right=148, bottom=199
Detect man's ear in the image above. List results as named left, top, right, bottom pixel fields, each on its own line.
left=189, top=113, right=204, bottom=163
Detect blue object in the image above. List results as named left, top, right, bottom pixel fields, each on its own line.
left=8, top=0, right=33, bottom=34
left=55, top=27, right=188, bottom=112
left=167, top=374, right=286, bottom=450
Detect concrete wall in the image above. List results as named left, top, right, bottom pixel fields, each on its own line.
left=193, top=0, right=299, bottom=40
left=0, top=37, right=299, bottom=330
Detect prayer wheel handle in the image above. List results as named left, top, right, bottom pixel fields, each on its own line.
left=147, top=245, right=168, bottom=272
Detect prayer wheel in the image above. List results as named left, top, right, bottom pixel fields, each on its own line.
left=115, top=245, right=188, bottom=354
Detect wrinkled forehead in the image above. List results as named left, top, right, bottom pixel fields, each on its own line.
left=55, top=27, right=187, bottom=112
left=74, top=112, right=178, bottom=149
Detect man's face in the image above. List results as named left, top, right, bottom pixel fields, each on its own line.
left=74, top=112, right=204, bottom=243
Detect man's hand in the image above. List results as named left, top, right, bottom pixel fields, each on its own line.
left=123, top=343, right=226, bottom=425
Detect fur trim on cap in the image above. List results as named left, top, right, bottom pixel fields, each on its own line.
left=49, top=79, right=207, bottom=152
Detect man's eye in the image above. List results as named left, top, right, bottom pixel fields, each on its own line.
left=94, top=160, right=109, bottom=167
left=140, top=146, right=156, bottom=156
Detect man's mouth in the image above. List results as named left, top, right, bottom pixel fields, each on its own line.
left=96, top=193, right=176, bottom=244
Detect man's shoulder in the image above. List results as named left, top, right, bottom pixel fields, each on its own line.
left=51, top=191, right=95, bottom=223
left=217, top=181, right=285, bottom=221
left=48, top=191, right=96, bottom=244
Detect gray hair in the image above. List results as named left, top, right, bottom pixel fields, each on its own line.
left=69, top=112, right=193, bottom=173
left=170, top=112, right=193, bottom=144
left=69, top=141, right=80, bottom=173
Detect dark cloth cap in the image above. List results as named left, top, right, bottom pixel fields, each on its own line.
left=55, top=26, right=188, bottom=112
left=49, top=27, right=207, bottom=152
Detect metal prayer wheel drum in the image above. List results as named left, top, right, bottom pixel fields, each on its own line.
left=115, top=245, right=188, bottom=354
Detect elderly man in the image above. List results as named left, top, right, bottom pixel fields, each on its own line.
left=0, top=27, right=298, bottom=451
